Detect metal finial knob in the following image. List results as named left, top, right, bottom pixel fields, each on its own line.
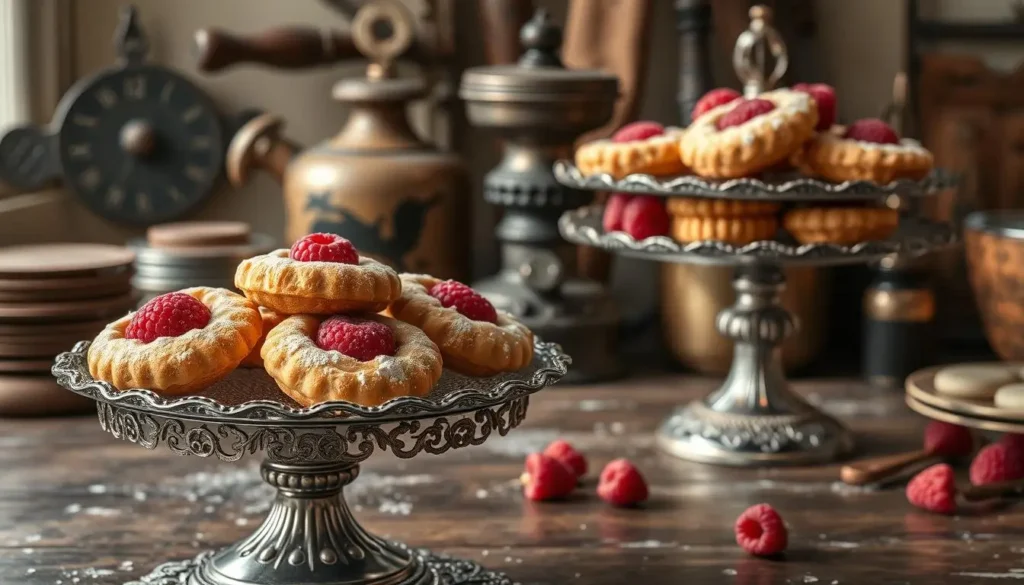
left=518, top=9, right=563, bottom=68
left=352, top=0, right=415, bottom=79
left=733, top=4, right=788, bottom=97
left=114, top=4, right=150, bottom=65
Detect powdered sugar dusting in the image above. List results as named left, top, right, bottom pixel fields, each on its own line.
left=376, top=356, right=406, bottom=382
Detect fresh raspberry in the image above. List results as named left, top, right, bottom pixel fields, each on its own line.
left=612, top=121, right=664, bottom=143
left=597, top=459, right=648, bottom=507
left=124, top=292, right=211, bottom=343
left=792, top=83, right=837, bottom=130
left=716, top=98, right=777, bottom=131
left=621, top=196, right=669, bottom=240
left=542, top=439, right=587, bottom=479
left=289, top=232, right=358, bottom=264
left=969, top=442, right=1024, bottom=486
left=602, top=193, right=633, bottom=232
left=692, top=88, right=742, bottom=121
left=844, top=118, right=900, bottom=145
left=734, top=503, right=788, bottom=556
left=429, top=280, right=498, bottom=323
left=923, top=421, right=975, bottom=457
left=315, top=316, right=395, bottom=361
left=520, top=453, right=576, bottom=501
left=906, top=463, right=957, bottom=514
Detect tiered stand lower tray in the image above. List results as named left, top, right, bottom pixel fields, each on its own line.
left=556, top=161, right=958, bottom=467
left=52, top=339, right=570, bottom=585
left=906, top=365, right=1024, bottom=434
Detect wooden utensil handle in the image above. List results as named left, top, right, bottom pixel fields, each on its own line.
left=962, top=479, right=1024, bottom=502
left=194, top=27, right=359, bottom=72
left=839, top=449, right=933, bottom=486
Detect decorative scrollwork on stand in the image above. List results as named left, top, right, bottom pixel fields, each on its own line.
left=96, top=398, right=530, bottom=463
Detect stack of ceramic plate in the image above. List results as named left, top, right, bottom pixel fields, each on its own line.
left=129, top=222, right=274, bottom=305
left=0, top=243, right=136, bottom=416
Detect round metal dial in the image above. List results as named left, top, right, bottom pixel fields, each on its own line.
left=55, top=65, right=224, bottom=225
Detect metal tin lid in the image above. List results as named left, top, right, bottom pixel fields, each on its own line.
left=459, top=10, right=618, bottom=103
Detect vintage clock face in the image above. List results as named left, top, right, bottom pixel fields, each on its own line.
left=0, top=5, right=226, bottom=227
left=55, top=65, right=224, bottom=225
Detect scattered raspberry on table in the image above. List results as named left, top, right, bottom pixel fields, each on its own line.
left=734, top=503, right=788, bottom=557
left=521, top=453, right=576, bottom=501
left=970, top=442, right=1024, bottom=486
left=906, top=463, right=957, bottom=515
left=923, top=421, right=975, bottom=458
left=597, top=459, right=648, bottom=507
left=542, top=440, right=587, bottom=479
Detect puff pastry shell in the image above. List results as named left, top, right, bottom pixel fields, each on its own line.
left=797, top=127, right=934, bottom=184
left=784, top=207, right=899, bottom=245
left=241, top=306, right=285, bottom=368
left=235, top=249, right=401, bottom=315
left=87, top=287, right=261, bottom=395
left=680, top=89, right=818, bottom=179
left=261, top=314, right=442, bottom=407
left=575, top=128, right=689, bottom=179
left=387, top=274, right=534, bottom=377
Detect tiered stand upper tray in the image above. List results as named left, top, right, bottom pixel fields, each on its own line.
left=556, top=160, right=958, bottom=467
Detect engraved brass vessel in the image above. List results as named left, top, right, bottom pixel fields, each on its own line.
left=226, top=1, right=469, bottom=280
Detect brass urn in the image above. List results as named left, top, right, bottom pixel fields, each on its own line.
left=225, top=1, right=469, bottom=280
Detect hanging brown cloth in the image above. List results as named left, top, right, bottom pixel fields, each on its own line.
left=562, top=0, right=653, bottom=282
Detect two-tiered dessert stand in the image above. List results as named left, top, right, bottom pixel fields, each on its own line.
left=556, top=164, right=957, bottom=466
left=53, top=339, right=569, bottom=585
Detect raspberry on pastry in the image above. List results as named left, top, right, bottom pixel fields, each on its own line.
left=680, top=89, right=819, bottom=179
left=692, top=88, right=741, bottom=121
left=241, top=306, right=286, bottom=368
left=235, top=234, right=402, bottom=316
left=798, top=119, right=934, bottom=184
left=261, top=313, right=442, bottom=407
left=574, top=121, right=688, bottom=179
left=388, top=274, right=534, bottom=377
left=621, top=196, right=670, bottom=240
left=784, top=206, right=899, bottom=245
left=87, top=287, right=262, bottom=395
left=792, top=83, right=837, bottom=130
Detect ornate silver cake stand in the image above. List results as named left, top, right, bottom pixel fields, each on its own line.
left=557, top=163, right=957, bottom=467
left=52, top=340, right=570, bottom=585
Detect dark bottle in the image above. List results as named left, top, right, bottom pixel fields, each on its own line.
left=862, top=258, right=936, bottom=388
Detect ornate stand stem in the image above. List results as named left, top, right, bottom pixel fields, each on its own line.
left=657, top=264, right=854, bottom=466
left=188, top=461, right=430, bottom=585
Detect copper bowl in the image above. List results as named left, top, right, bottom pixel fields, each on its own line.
left=965, top=211, right=1024, bottom=360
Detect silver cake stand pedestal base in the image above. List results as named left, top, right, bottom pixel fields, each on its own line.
left=655, top=264, right=853, bottom=466
left=53, top=340, right=570, bottom=585
left=129, top=463, right=508, bottom=585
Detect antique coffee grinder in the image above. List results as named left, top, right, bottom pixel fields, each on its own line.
left=460, top=10, right=621, bottom=383
left=221, top=0, right=470, bottom=280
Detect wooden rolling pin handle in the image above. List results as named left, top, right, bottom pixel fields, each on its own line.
left=962, top=479, right=1024, bottom=502
left=839, top=449, right=934, bottom=486
left=194, top=26, right=359, bottom=72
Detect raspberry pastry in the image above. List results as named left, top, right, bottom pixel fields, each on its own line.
left=575, top=121, right=688, bottom=179
left=798, top=119, right=934, bottom=184
left=241, top=306, right=286, bottom=368
left=784, top=206, right=899, bottom=245
left=387, top=275, right=533, bottom=376
left=261, top=314, right=442, bottom=407
left=235, top=233, right=401, bottom=315
left=680, top=89, right=818, bottom=179
left=87, top=288, right=261, bottom=395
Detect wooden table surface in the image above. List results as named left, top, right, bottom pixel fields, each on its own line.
left=1, top=374, right=1021, bottom=585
